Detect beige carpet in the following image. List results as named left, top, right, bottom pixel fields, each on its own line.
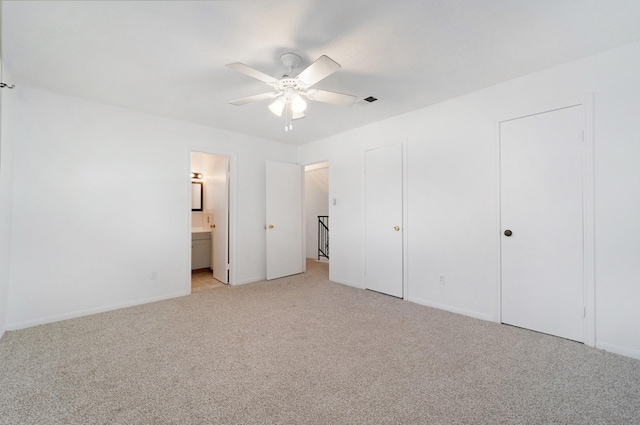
left=1, top=260, right=639, bottom=424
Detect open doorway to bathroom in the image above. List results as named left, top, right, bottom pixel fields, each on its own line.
left=304, top=162, right=329, bottom=277
left=191, top=151, right=231, bottom=291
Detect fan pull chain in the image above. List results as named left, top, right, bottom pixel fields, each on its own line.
left=284, top=101, right=292, bottom=131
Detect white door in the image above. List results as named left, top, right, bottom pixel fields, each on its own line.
left=211, top=156, right=229, bottom=283
left=266, top=161, right=304, bottom=280
left=365, top=144, right=403, bottom=298
left=500, top=105, right=584, bottom=342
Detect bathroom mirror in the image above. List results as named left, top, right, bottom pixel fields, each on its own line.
left=191, top=182, right=203, bottom=211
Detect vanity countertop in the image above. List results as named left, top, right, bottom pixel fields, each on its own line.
left=191, top=228, right=211, bottom=240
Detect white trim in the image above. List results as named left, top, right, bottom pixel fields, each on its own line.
left=402, top=139, right=409, bottom=300
left=235, top=276, right=265, bottom=285
left=188, top=146, right=238, bottom=287
left=408, top=296, right=494, bottom=322
left=581, top=95, right=596, bottom=347
left=304, top=161, right=328, bottom=171
left=300, top=164, right=306, bottom=273
left=596, top=341, right=640, bottom=361
left=495, top=94, right=595, bottom=346
left=493, top=112, right=502, bottom=323
left=7, top=291, right=189, bottom=331
left=331, top=278, right=365, bottom=290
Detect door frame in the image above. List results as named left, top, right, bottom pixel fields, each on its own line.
left=302, top=160, right=330, bottom=266
left=362, top=141, right=409, bottom=299
left=187, top=147, right=237, bottom=289
left=495, top=94, right=594, bottom=346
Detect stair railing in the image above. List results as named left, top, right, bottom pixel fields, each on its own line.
left=318, top=216, right=329, bottom=260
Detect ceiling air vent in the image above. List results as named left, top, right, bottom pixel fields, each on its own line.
left=363, top=96, right=378, bottom=103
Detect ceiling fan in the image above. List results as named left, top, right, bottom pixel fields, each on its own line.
left=227, top=53, right=357, bottom=131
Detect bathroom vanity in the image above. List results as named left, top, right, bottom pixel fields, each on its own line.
left=191, top=230, right=211, bottom=270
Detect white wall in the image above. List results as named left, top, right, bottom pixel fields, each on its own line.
left=304, top=164, right=329, bottom=259
left=5, top=85, right=296, bottom=329
left=298, top=40, right=640, bottom=360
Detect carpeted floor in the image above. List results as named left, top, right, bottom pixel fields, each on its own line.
left=1, top=259, right=639, bottom=424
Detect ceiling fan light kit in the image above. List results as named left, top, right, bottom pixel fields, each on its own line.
left=227, top=53, right=356, bottom=131
left=268, top=97, right=286, bottom=117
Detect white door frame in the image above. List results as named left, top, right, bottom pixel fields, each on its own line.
left=495, top=94, right=594, bottom=347
left=302, top=160, right=330, bottom=264
left=187, top=147, right=237, bottom=289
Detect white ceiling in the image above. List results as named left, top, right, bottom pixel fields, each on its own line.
left=4, top=0, right=640, bottom=145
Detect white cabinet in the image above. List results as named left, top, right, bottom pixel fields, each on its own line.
left=191, top=231, right=211, bottom=270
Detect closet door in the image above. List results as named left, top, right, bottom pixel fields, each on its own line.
left=500, top=105, right=585, bottom=342
left=365, top=144, right=403, bottom=298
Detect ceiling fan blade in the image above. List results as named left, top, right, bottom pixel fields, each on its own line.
left=226, top=62, right=277, bottom=84
left=229, top=92, right=278, bottom=106
left=296, top=55, right=341, bottom=87
left=306, top=89, right=357, bottom=106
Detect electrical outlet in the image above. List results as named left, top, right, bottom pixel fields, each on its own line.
left=439, top=274, right=446, bottom=285
left=150, top=271, right=158, bottom=281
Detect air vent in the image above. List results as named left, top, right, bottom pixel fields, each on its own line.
left=364, top=96, right=378, bottom=103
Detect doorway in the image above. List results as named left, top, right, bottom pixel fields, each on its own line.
left=499, top=99, right=594, bottom=344
left=264, top=160, right=330, bottom=281
left=304, top=162, right=329, bottom=264
left=190, top=151, right=233, bottom=290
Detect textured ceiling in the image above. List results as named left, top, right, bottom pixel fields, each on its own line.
left=4, top=0, right=640, bottom=145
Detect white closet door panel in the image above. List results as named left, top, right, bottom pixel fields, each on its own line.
left=501, top=105, right=584, bottom=342
left=365, top=144, right=403, bottom=298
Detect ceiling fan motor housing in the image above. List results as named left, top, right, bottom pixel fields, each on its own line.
left=280, top=52, right=302, bottom=72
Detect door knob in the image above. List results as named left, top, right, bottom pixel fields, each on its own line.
left=504, top=229, right=512, bottom=237
left=268, top=224, right=274, bottom=229
left=394, top=226, right=400, bottom=231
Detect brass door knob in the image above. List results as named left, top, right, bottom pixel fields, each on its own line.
left=268, top=224, right=274, bottom=229
left=504, top=229, right=512, bottom=237
left=394, top=226, right=400, bottom=231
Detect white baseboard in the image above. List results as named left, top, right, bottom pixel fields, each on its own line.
left=6, top=291, right=189, bottom=331
left=234, top=275, right=265, bottom=286
left=407, top=296, right=495, bottom=322
left=596, top=341, right=640, bottom=361
left=330, top=278, right=364, bottom=290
